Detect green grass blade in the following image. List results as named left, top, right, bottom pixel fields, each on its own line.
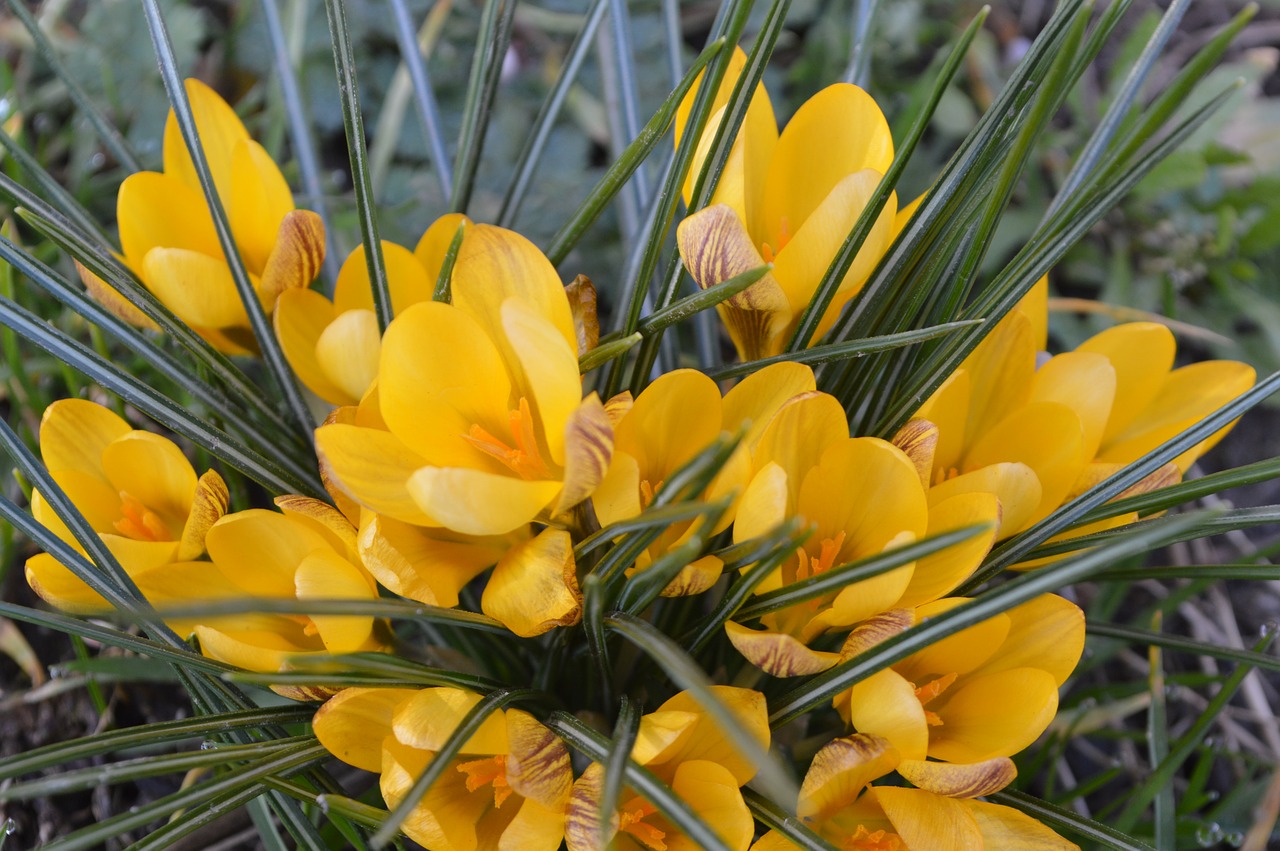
left=1093, top=565, right=1280, bottom=582
left=1146, top=615, right=1174, bottom=849
left=547, top=711, right=733, bottom=851
left=141, top=0, right=317, bottom=444
left=768, top=510, right=1208, bottom=728
left=497, top=0, right=608, bottom=227
left=598, top=696, right=641, bottom=849
left=1080, top=457, right=1280, bottom=524
left=389, top=0, right=454, bottom=194
left=432, top=217, right=466, bottom=302
left=786, top=5, right=987, bottom=351
left=5, top=0, right=142, bottom=172
left=323, top=0, right=393, bottom=331
left=259, top=0, right=342, bottom=289
left=989, top=790, right=1157, bottom=851
left=135, top=596, right=507, bottom=633
left=369, top=688, right=537, bottom=848
left=743, top=788, right=839, bottom=851
left=0, top=294, right=326, bottom=496
left=0, top=705, right=314, bottom=781
left=545, top=36, right=726, bottom=266
left=449, top=0, right=518, bottom=214
left=1088, top=622, right=1280, bottom=674
left=579, top=331, right=641, bottom=373
left=0, top=125, right=111, bottom=245
left=636, top=264, right=771, bottom=335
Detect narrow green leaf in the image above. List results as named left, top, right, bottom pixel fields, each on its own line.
left=1088, top=622, right=1280, bottom=674
left=138, top=596, right=508, bottom=633
left=743, top=788, right=839, bottom=851
left=606, top=611, right=799, bottom=806
left=579, top=331, right=642, bottom=373
left=323, top=0, right=393, bottom=331
left=598, top=696, right=641, bottom=850
left=636, top=264, right=771, bottom=335
left=1081, top=456, right=1280, bottom=524
left=432, top=217, right=466, bottom=303
left=389, top=0, right=454, bottom=194
left=1092, top=565, right=1280, bottom=582
left=1146, top=614, right=1174, bottom=849
left=449, top=0, right=518, bottom=213
left=0, top=125, right=110, bottom=245
left=547, top=712, right=732, bottom=851
left=141, top=0, right=317, bottom=444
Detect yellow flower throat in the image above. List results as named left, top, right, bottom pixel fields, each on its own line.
left=464, top=397, right=553, bottom=481
left=456, top=754, right=513, bottom=808
left=114, top=492, right=172, bottom=542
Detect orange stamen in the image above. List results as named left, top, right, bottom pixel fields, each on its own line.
left=761, top=242, right=776, bottom=264
left=456, top=755, right=514, bottom=808
left=844, top=825, right=904, bottom=851
left=619, top=800, right=667, bottom=851
left=796, top=531, right=847, bottom=581
left=113, top=492, right=170, bottom=542
left=462, top=397, right=553, bottom=481
left=932, top=466, right=960, bottom=487
left=913, top=672, right=958, bottom=726
left=638, top=478, right=663, bottom=509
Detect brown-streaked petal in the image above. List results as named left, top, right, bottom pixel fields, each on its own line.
left=897, top=756, right=1017, bottom=798
left=677, top=204, right=791, bottom=361
left=556, top=393, right=615, bottom=517
left=506, top=708, right=573, bottom=808
left=481, top=528, right=581, bottom=638
left=313, top=687, right=411, bottom=772
left=176, top=469, right=230, bottom=561
left=660, top=554, right=723, bottom=597
left=565, top=274, right=600, bottom=358
left=259, top=210, right=326, bottom=301
left=798, top=734, right=900, bottom=820
left=725, top=620, right=840, bottom=677
left=274, top=494, right=359, bottom=560
left=891, top=418, right=938, bottom=491
left=839, top=609, right=913, bottom=660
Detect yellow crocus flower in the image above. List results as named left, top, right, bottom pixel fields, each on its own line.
left=314, top=686, right=574, bottom=851
left=315, top=224, right=614, bottom=537
left=190, top=495, right=390, bottom=697
left=674, top=49, right=898, bottom=360
left=565, top=686, right=768, bottom=851
left=24, top=399, right=229, bottom=616
left=82, top=78, right=325, bottom=354
left=834, top=594, right=1084, bottom=766
left=752, top=733, right=1078, bottom=850
left=275, top=214, right=469, bottom=406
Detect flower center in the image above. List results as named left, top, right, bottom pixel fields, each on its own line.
left=456, top=754, right=514, bottom=808
left=932, top=466, right=960, bottom=486
left=843, top=824, right=905, bottom=851
left=619, top=799, right=667, bottom=851
left=796, top=531, right=847, bottom=581
left=912, top=671, right=958, bottom=727
left=113, top=492, right=172, bottom=542
left=463, top=397, right=553, bottom=481
left=760, top=217, right=793, bottom=264
left=639, top=478, right=664, bottom=509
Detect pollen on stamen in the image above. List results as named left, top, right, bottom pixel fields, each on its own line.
left=619, top=799, right=667, bottom=851
left=456, top=755, right=514, bottom=807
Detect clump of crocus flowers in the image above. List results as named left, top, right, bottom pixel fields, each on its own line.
left=23, top=64, right=1257, bottom=851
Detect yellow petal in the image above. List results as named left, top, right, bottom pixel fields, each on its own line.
left=798, top=734, right=900, bottom=820
left=117, top=171, right=220, bottom=265
left=100, top=431, right=197, bottom=531
left=591, top=450, right=643, bottom=528
left=392, top=687, right=509, bottom=754
left=897, top=756, right=1016, bottom=798
left=24, top=552, right=109, bottom=613
left=897, top=492, right=999, bottom=608
left=960, top=310, right=1035, bottom=445
left=668, top=760, right=755, bottom=851
left=926, top=462, right=1041, bottom=540
left=929, top=668, right=1059, bottom=762
left=295, top=547, right=377, bottom=652
left=500, top=796, right=568, bottom=851
left=660, top=554, right=724, bottom=597
left=121, top=558, right=243, bottom=637
left=39, top=399, right=130, bottom=485
left=752, top=391, right=850, bottom=496
left=275, top=494, right=359, bottom=557
left=501, top=297, right=582, bottom=465
left=381, top=738, right=480, bottom=851
left=894, top=602, right=1008, bottom=683
left=206, top=509, right=331, bottom=598
left=732, top=462, right=789, bottom=545
left=35, top=473, right=129, bottom=551
left=725, top=620, right=840, bottom=677
left=333, top=240, right=433, bottom=315
left=770, top=171, right=895, bottom=342
left=872, top=786, right=984, bottom=851
left=163, top=78, right=250, bottom=198
left=1076, top=321, right=1175, bottom=442
left=481, top=527, right=580, bottom=637
left=615, top=369, right=722, bottom=472
left=142, top=247, right=253, bottom=330
left=721, top=361, right=816, bottom=454
left=1099, top=359, right=1256, bottom=471
left=916, top=369, right=970, bottom=477
left=651, top=686, right=770, bottom=786
left=450, top=223, right=577, bottom=353
left=1019, top=276, right=1050, bottom=352
left=76, top=259, right=160, bottom=330
left=1029, top=351, right=1116, bottom=461
left=193, top=620, right=318, bottom=675
left=314, top=422, right=436, bottom=526
left=315, top=309, right=382, bottom=405
left=632, top=710, right=699, bottom=767
left=963, top=402, right=1085, bottom=528
left=259, top=210, right=325, bottom=300
left=840, top=669, right=929, bottom=761
left=379, top=300, right=512, bottom=466
left=359, top=513, right=517, bottom=608
left=677, top=204, right=791, bottom=361
left=274, top=287, right=351, bottom=405
left=314, top=687, right=411, bottom=772
left=229, top=139, right=295, bottom=274
left=759, top=83, right=893, bottom=253
left=409, top=466, right=560, bottom=536
left=966, top=799, right=1081, bottom=850
left=177, top=469, right=230, bottom=560
left=412, top=212, right=471, bottom=279
left=983, top=594, right=1084, bottom=686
